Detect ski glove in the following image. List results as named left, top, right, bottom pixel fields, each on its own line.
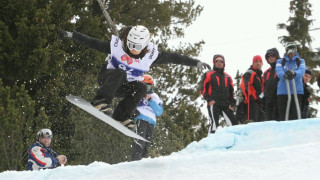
left=197, top=61, right=211, bottom=70
left=59, top=29, right=73, bottom=39
left=284, top=70, right=296, bottom=80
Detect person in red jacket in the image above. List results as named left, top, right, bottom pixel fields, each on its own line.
left=240, top=55, right=263, bottom=123
left=201, top=54, right=238, bottom=134
left=262, top=48, right=280, bottom=121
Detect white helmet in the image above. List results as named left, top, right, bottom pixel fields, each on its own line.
left=127, top=25, right=150, bottom=51
left=37, top=128, right=53, bottom=140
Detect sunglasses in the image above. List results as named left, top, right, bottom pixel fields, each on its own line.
left=127, top=41, right=143, bottom=51
left=215, top=60, right=224, bottom=63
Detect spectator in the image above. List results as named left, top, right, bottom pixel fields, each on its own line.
left=240, top=55, right=263, bottom=123
left=301, top=69, right=312, bottom=118
left=27, top=129, right=67, bottom=170
left=262, top=48, right=280, bottom=121
left=131, top=75, right=163, bottom=161
left=201, top=54, right=238, bottom=134
left=275, top=42, right=305, bottom=120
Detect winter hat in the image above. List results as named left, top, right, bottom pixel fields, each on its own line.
left=305, top=69, right=312, bottom=76
left=252, top=55, right=263, bottom=64
left=213, top=54, right=225, bottom=67
left=265, top=48, right=280, bottom=63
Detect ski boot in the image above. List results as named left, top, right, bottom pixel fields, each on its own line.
left=91, top=98, right=113, bottom=116
left=121, top=119, right=137, bottom=131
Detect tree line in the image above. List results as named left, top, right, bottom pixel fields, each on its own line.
left=0, top=0, right=318, bottom=172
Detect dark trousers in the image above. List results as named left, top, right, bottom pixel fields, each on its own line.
left=277, top=95, right=302, bottom=121
left=243, top=100, right=260, bottom=122
left=207, top=104, right=238, bottom=133
left=96, top=68, right=147, bottom=121
left=131, top=120, right=154, bottom=161
left=264, top=100, right=279, bottom=121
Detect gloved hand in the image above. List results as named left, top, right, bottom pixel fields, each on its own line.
left=284, top=70, right=296, bottom=80
left=59, top=29, right=73, bottom=39
left=197, top=61, right=211, bottom=70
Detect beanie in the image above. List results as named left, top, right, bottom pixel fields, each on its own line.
left=213, top=54, right=225, bottom=67
left=252, top=55, right=263, bottom=65
left=305, top=69, right=312, bottom=76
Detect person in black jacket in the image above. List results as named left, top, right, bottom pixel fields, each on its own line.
left=59, top=26, right=210, bottom=128
left=201, top=54, right=238, bottom=134
left=240, top=55, right=263, bottom=123
left=262, top=48, right=280, bottom=121
left=301, top=69, right=312, bottom=118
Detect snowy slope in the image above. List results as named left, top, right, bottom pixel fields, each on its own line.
left=1, top=118, right=320, bottom=180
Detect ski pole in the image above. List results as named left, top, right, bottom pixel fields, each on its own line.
left=285, top=79, right=291, bottom=121
left=291, top=79, right=301, bottom=119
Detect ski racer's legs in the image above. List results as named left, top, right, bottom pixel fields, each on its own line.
left=112, top=80, right=147, bottom=121
left=95, top=67, right=147, bottom=121
left=97, top=68, right=127, bottom=104
left=131, top=120, right=154, bottom=161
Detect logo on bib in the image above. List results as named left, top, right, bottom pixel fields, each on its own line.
left=121, top=54, right=140, bottom=65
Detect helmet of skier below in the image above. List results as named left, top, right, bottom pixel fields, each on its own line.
left=127, top=25, right=151, bottom=51
left=142, top=75, right=154, bottom=94
left=37, top=128, right=53, bottom=141
left=285, top=42, right=297, bottom=55
left=142, top=74, right=154, bottom=85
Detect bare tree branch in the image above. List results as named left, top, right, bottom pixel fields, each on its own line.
left=96, top=0, right=118, bottom=36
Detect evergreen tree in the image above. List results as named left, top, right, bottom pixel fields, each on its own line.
left=0, top=0, right=207, bottom=169
left=278, top=0, right=320, bottom=116
left=0, top=79, right=49, bottom=171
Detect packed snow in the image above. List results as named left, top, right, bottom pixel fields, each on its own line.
left=1, top=118, right=320, bottom=180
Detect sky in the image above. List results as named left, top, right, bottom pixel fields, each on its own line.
left=1, top=118, right=320, bottom=180
left=171, top=0, right=320, bottom=77
left=174, top=0, right=320, bottom=115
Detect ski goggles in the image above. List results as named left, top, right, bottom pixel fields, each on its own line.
left=40, top=134, right=53, bottom=139
left=127, top=41, right=144, bottom=51
left=146, top=84, right=154, bottom=94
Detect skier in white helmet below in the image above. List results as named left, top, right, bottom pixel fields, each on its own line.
left=27, top=129, right=67, bottom=170
left=59, top=25, right=210, bottom=129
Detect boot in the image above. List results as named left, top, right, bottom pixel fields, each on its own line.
left=91, top=98, right=113, bottom=116
left=121, top=119, right=136, bottom=131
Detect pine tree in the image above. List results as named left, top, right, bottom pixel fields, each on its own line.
left=0, top=0, right=206, bottom=168
left=0, top=79, right=49, bottom=171
left=278, top=0, right=320, bottom=116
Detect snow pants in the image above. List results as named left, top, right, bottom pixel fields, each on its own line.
left=243, top=99, right=260, bottom=122
left=207, top=104, right=238, bottom=134
left=277, top=95, right=302, bottom=121
left=131, top=120, right=154, bottom=161
left=264, top=99, right=279, bottom=121
left=96, top=67, right=147, bottom=121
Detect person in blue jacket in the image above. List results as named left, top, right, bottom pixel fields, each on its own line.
left=27, top=129, right=67, bottom=170
left=131, top=75, right=163, bottom=161
left=275, top=42, right=305, bottom=120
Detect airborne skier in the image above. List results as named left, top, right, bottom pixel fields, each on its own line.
left=59, top=25, right=210, bottom=128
